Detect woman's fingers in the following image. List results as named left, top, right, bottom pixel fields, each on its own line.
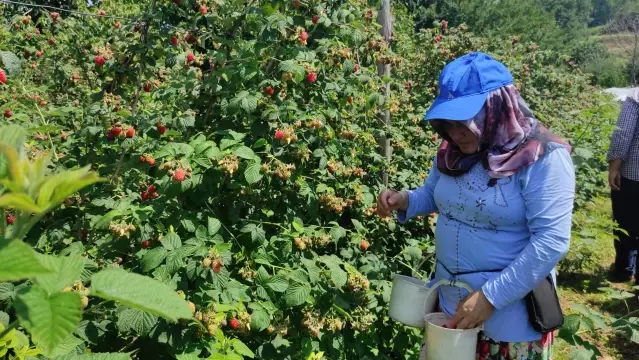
left=376, top=190, right=394, bottom=217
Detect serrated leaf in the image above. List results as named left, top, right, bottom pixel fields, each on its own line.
left=208, top=217, right=222, bottom=235
left=234, top=146, right=257, bottom=160
left=0, top=240, right=53, bottom=281
left=141, top=247, right=167, bottom=272
left=116, top=308, right=158, bottom=336
left=284, top=282, right=311, bottom=307
left=48, top=335, right=84, bottom=357
left=351, top=219, right=367, bottom=233
left=0, top=310, right=9, bottom=327
left=278, top=60, right=304, bottom=77
left=231, top=339, right=255, bottom=358
left=0, top=193, right=43, bottom=214
left=329, top=265, right=347, bottom=288
left=266, top=275, right=289, bottom=292
left=160, top=232, right=182, bottom=251
left=35, top=254, right=84, bottom=294
left=250, top=309, right=270, bottom=331
left=329, top=226, right=346, bottom=241
left=15, top=286, right=82, bottom=356
left=0, top=51, right=22, bottom=75
left=90, top=268, right=193, bottom=322
left=244, top=162, right=263, bottom=184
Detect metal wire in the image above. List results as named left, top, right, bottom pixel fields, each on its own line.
left=0, top=0, right=135, bottom=21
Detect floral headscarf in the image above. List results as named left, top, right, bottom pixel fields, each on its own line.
left=430, top=85, right=571, bottom=179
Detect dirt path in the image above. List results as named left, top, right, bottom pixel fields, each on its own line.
left=555, top=197, right=639, bottom=360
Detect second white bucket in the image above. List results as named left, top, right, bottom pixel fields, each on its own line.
left=420, top=312, right=482, bottom=360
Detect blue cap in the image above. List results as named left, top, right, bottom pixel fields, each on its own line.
left=424, top=52, right=513, bottom=121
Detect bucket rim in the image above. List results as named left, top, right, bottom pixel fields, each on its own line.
left=424, top=312, right=482, bottom=332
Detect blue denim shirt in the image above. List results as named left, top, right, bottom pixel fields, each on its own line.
left=398, top=144, right=574, bottom=342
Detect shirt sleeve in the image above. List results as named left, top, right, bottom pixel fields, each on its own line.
left=397, top=158, right=441, bottom=224
left=607, top=98, right=639, bottom=162
left=481, top=147, right=574, bottom=310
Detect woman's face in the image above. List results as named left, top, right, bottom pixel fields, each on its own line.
left=442, top=121, right=480, bottom=154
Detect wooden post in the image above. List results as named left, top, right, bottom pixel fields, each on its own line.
left=378, top=0, right=393, bottom=187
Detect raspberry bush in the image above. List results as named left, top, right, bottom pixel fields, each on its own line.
left=0, top=0, right=613, bottom=359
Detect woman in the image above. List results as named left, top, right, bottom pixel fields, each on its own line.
left=378, top=52, right=574, bottom=360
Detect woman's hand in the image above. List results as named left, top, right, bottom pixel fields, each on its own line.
left=449, top=290, right=494, bottom=330
left=376, top=189, right=409, bottom=217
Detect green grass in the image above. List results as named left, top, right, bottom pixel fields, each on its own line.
left=555, top=197, right=639, bottom=360
left=592, top=32, right=635, bottom=60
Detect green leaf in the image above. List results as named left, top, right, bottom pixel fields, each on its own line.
left=329, top=226, right=346, bottom=241
left=116, top=308, right=158, bottom=336
left=351, top=219, right=367, bottom=233
left=284, top=282, right=311, bottom=307
left=208, top=217, right=222, bottom=236
left=0, top=51, right=22, bottom=76
left=90, top=268, right=193, bottom=322
left=53, top=354, right=132, bottom=360
left=250, top=309, right=270, bottom=332
left=0, top=240, right=53, bottom=281
left=160, top=232, right=182, bottom=250
left=48, top=335, right=84, bottom=357
left=35, top=254, right=84, bottom=294
left=0, top=193, right=43, bottom=214
left=14, top=286, right=82, bottom=356
left=279, top=60, right=304, bottom=78
left=244, top=162, right=263, bottom=185
left=266, top=275, right=289, bottom=292
left=141, top=247, right=167, bottom=272
left=329, top=265, right=347, bottom=288
left=234, top=146, right=257, bottom=160
left=231, top=338, right=255, bottom=358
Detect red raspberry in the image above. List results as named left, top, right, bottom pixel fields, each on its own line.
left=158, top=124, right=167, bottom=135
left=170, top=36, right=179, bottom=46
left=141, top=240, right=150, bottom=248
left=0, top=69, right=6, bottom=84
left=312, top=15, right=319, bottom=24
left=144, top=82, right=152, bottom=92
left=147, top=185, right=156, bottom=193
left=49, top=37, right=55, bottom=45
left=306, top=72, right=316, bottom=83
left=173, top=169, right=186, bottom=182
left=275, top=129, right=284, bottom=140
left=139, top=156, right=147, bottom=163
left=199, top=5, right=208, bottom=14
left=126, top=127, right=135, bottom=138
left=186, top=52, right=195, bottom=63
left=360, top=240, right=369, bottom=251
left=6, top=215, right=15, bottom=225
left=353, top=64, right=359, bottom=72
left=4, top=109, right=13, bottom=118
left=147, top=157, right=156, bottom=166
left=95, top=55, right=105, bottom=67
left=266, top=87, right=275, bottom=95
left=300, top=31, right=308, bottom=41
left=141, top=191, right=150, bottom=201
left=347, top=96, right=353, bottom=104
left=229, top=318, right=240, bottom=329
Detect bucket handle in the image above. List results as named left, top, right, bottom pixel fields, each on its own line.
left=411, top=253, right=434, bottom=278
left=423, top=279, right=474, bottom=315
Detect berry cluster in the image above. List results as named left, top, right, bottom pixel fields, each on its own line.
left=108, top=222, right=136, bottom=238
left=218, top=155, right=239, bottom=175
left=346, top=272, right=370, bottom=293
left=319, top=194, right=347, bottom=213
left=63, top=280, right=89, bottom=309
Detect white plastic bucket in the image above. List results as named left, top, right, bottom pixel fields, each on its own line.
left=420, top=312, right=482, bottom=360
left=388, top=274, right=429, bottom=328
left=389, top=273, right=473, bottom=328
